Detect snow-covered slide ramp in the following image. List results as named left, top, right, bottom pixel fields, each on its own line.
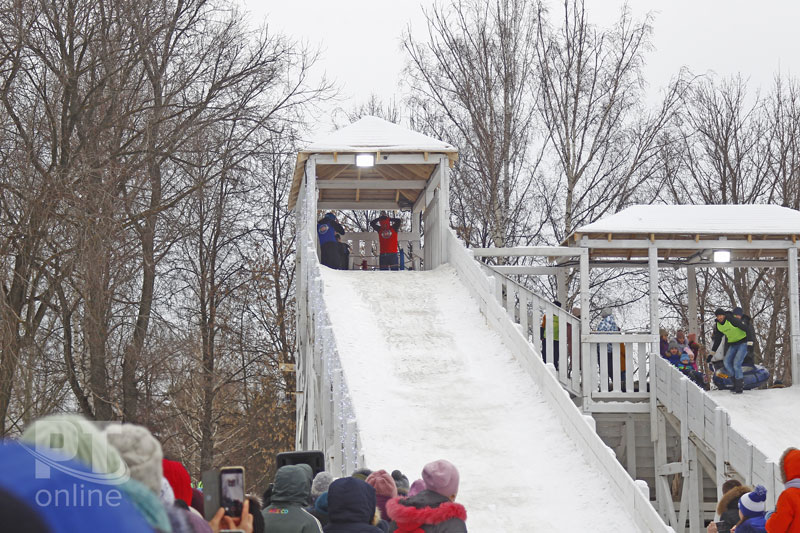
left=319, top=265, right=651, bottom=531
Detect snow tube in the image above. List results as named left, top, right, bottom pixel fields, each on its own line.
left=712, top=365, right=770, bottom=390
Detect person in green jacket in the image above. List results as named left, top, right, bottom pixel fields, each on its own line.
left=709, top=307, right=754, bottom=394
left=540, top=300, right=562, bottom=370
left=262, top=464, right=323, bottom=532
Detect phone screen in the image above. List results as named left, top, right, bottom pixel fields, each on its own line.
left=220, top=467, right=245, bottom=518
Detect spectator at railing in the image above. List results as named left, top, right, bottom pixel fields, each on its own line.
left=596, top=308, right=626, bottom=390
left=664, top=341, right=683, bottom=366
left=708, top=479, right=749, bottom=533
left=660, top=328, right=670, bottom=357
left=540, top=300, right=562, bottom=370
left=673, top=329, right=690, bottom=351
left=370, top=211, right=402, bottom=271
left=318, top=212, right=347, bottom=269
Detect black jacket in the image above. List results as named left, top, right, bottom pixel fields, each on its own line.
left=319, top=217, right=346, bottom=236
left=711, top=312, right=753, bottom=352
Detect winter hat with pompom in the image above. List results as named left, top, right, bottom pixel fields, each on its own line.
left=738, top=485, right=767, bottom=518
left=104, top=423, right=163, bottom=495
left=422, top=460, right=460, bottom=499
left=351, top=468, right=372, bottom=481
left=391, top=470, right=410, bottom=495
left=311, top=471, right=334, bottom=501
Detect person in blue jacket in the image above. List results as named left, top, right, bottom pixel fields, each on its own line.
left=734, top=485, right=767, bottom=532
left=318, top=213, right=346, bottom=269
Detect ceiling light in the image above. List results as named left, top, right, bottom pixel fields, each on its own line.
left=713, top=250, right=731, bottom=263
left=355, top=154, right=375, bottom=167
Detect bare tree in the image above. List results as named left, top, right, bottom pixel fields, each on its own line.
left=404, top=0, right=545, bottom=250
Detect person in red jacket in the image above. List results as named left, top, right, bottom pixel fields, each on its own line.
left=767, top=447, right=800, bottom=532
left=370, top=211, right=402, bottom=271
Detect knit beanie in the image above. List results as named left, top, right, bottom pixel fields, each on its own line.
left=659, top=328, right=668, bottom=337
left=601, top=307, right=612, bottom=318
left=679, top=353, right=690, bottom=364
left=21, top=414, right=128, bottom=484
left=365, top=469, right=398, bottom=498
left=408, top=479, right=426, bottom=497
left=714, top=308, right=727, bottom=317
left=738, top=485, right=767, bottom=518
left=668, top=340, right=680, bottom=351
left=422, top=460, right=459, bottom=499
left=732, top=307, right=744, bottom=316
left=104, top=424, right=163, bottom=495
left=351, top=467, right=372, bottom=481
left=315, top=491, right=329, bottom=514
left=311, top=471, right=334, bottom=501
left=391, top=470, right=410, bottom=495
left=160, top=476, right=175, bottom=506
left=162, top=459, right=193, bottom=506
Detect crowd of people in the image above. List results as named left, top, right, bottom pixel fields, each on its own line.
left=317, top=212, right=404, bottom=271
left=0, top=412, right=467, bottom=532
left=659, top=305, right=766, bottom=394
left=707, top=447, right=800, bottom=532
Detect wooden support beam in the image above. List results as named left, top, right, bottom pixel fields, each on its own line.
left=317, top=179, right=426, bottom=189
left=789, top=247, right=800, bottom=383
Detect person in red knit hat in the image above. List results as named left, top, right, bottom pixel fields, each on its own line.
left=162, top=458, right=193, bottom=506
left=365, top=469, right=397, bottom=521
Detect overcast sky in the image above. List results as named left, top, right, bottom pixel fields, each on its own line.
left=242, top=0, right=800, bottom=136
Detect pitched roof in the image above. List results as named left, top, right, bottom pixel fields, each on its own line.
left=302, top=116, right=457, bottom=153
left=574, top=204, right=800, bottom=237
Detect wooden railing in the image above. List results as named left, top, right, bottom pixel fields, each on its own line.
left=478, top=262, right=583, bottom=395
left=585, top=333, right=654, bottom=403
left=340, top=231, right=421, bottom=270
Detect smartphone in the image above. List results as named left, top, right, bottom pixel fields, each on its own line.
left=220, top=466, right=245, bottom=518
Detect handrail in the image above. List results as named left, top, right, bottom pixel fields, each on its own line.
left=651, top=355, right=784, bottom=511
left=448, top=231, right=674, bottom=532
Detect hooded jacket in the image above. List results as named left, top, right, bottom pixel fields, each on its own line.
left=716, top=485, right=751, bottom=532
left=386, top=490, right=467, bottom=533
left=767, top=447, right=800, bottom=532
left=262, top=464, right=323, bottom=533
left=323, top=477, right=384, bottom=533
left=711, top=313, right=752, bottom=351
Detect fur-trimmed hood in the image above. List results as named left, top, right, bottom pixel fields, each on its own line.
left=780, top=447, right=800, bottom=483
left=717, top=485, right=751, bottom=515
left=386, top=494, right=466, bottom=533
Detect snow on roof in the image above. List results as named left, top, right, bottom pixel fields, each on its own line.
left=302, top=115, right=457, bottom=154
left=574, top=204, right=800, bottom=237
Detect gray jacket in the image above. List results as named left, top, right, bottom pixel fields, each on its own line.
left=262, top=465, right=323, bottom=533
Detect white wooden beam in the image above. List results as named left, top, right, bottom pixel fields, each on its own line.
left=472, top=247, right=584, bottom=258
left=687, top=266, right=699, bottom=335
left=490, top=266, right=562, bottom=275
left=649, top=247, right=659, bottom=336
left=316, top=179, right=427, bottom=190
left=438, top=156, right=450, bottom=264
left=789, top=247, right=800, bottom=384
left=311, top=153, right=446, bottom=165
left=317, top=201, right=402, bottom=210
left=557, top=268, right=567, bottom=305
left=588, top=260, right=789, bottom=269
left=580, top=237, right=794, bottom=250
left=580, top=249, right=592, bottom=408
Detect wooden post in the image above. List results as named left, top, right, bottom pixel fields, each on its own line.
left=687, top=266, right=699, bottom=336
left=649, top=247, right=660, bottom=336
left=438, top=156, right=450, bottom=265
left=789, top=247, right=800, bottom=384
left=557, top=267, right=567, bottom=305
left=580, top=249, right=592, bottom=409
left=411, top=205, right=422, bottom=271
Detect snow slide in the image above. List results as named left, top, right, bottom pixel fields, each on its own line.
left=320, top=266, right=639, bottom=531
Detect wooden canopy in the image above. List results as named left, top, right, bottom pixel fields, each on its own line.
left=288, top=117, right=457, bottom=211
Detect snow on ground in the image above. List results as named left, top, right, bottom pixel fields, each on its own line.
left=320, top=265, right=639, bottom=532
left=710, top=387, right=800, bottom=462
